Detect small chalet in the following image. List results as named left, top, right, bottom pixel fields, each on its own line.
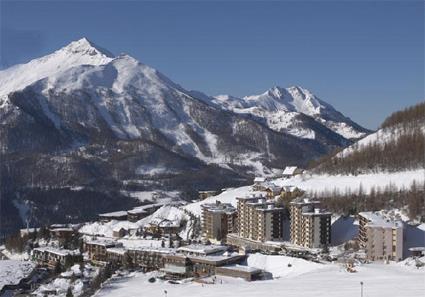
left=282, top=166, right=303, bottom=178
left=253, top=177, right=266, bottom=191
left=198, top=191, right=217, bottom=200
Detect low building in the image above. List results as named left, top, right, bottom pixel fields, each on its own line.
left=201, top=201, right=237, bottom=244
left=128, top=247, right=173, bottom=271
left=127, top=203, right=163, bottom=222
left=98, top=211, right=128, bottom=222
left=408, top=247, right=425, bottom=258
left=32, top=247, right=82, bottom=270
left=358, top=212, right=403, bottom=261
left=49, top=227, right=78, bottom=246
left=144, top=219, right=181, bottom=237
left=236, top=195, right=286, bottom=242
left=84, top=239, right=122, bottom=262
left=289, top=198, right=331, bottom=249
left=215, top=264, right=262, bottom=281
left=161, top=244, right=245, bottom=279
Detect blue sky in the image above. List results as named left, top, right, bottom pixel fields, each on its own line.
left=1, top=0, right=423, bottom=129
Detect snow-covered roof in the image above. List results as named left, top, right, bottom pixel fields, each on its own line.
left=283, top=166, right=299, bottom=175
left=359, top=212, right=403, bottom=229
left=106, top=247, right=127, bottom=255
left=128, top=203, right=164, bottom=215
left=98, top=211, right=128, bottom=218
left=85, top=239, right=120, bottom=247
left=177, top=244, right=228, bottom=255
left=217, top=264, right=261, bottom=273
left=201, top=201, right=236, bottom=213
left=32, top=247, right=81, bottom=257
left=254, top=177, right=266, bottom=183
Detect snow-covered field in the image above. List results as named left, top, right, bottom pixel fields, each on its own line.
left=95, top=258, right=425, bottom=297
left=274, top=169, right=424, bottom=195
left=0, top=260, right=35, bottom=290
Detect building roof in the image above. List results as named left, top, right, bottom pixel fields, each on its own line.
left=217, top=264, right=262, bottom=274
left=254, top=177, right=266, bottom=183
left=283, top=166, right=299, bottom=175
left=106, top=247, right=127, bottom=255
left=128, top=203, right=164, bottom=215
left=33, top=247, right=81, bottom=257
left=98, top=211, right=128, bottom=218
left=85, top=239, right=120, bottom=247
left=201, top=201, right=236, bottom=213
left=289, top=197, right=320, bottom=205
left=177, top=244, right=228, bottom=255
left=359, top=211, right=403, bottom=229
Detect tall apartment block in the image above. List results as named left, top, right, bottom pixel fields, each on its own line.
left=358, top=212, right=403, bottom=261
left=236, top=194, right=286, bottom=242
left=289, top=198, right=331, bottom=248
left=201, top=201, right=237, bottom=244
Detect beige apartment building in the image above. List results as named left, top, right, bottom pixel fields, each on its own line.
left=201, top=201, right=237, bottom=243
left=358, top=212, right=403, bottom=261
left=289, top=198, right=331, bottom=248
left=236, top=194, right=285, bottom=242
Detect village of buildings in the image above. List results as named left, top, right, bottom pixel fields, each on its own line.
left=1, top=166, right=424, bottom=296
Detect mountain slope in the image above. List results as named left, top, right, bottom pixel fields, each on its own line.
left=214, top=86, right=370, bottom=140
left=0, top=38, right=369, bottom=237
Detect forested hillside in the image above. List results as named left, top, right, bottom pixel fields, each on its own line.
left=309, top=102, right=425, bottom=175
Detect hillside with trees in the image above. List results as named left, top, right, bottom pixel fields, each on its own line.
left=309, top=101, right=425, bottom=175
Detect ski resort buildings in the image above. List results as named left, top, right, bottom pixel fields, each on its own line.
left=358, top=212, right=403, bottom=261
left=201, top=201, right=237, bottom=244
left=236, top=195, right=286, bottom=242
left=289, top=198, right=331, bottom=248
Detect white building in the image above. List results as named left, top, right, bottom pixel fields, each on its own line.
left=358, top=212, right=403, bottom=261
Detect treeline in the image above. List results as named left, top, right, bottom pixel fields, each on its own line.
left=312, top=180, right=425, bottom=221
left=381, top=101, right=425, bottom=129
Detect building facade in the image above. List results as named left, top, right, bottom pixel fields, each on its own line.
left=201, top=201, right=237, bottom=244
left=289, top=198, right=331, bottom=248
left=358, top=212, right=403, bottom=261
left=236, top=195, right=286, bottom=242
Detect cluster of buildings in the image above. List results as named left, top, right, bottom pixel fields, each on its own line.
left=201, top=186, right=332, bottom=252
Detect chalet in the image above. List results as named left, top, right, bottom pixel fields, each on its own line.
left=32, top=247, right=82, bottom=270
left=98, top=211, right=128, bottom=222
left=253, top=177, right=266, bottom=191
left=263, top=183, right=282, bottom=198
left=112, top=227, right=127, bottom=238
left=282, top=166, right=303, bottom=178
left=84, top=239, right=122, bottom=262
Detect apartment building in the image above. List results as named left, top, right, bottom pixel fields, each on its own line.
left=358, top=212, right=403, bottom=261
left=201, top=201, right=237, bottom=244
left=236, top=195, right=285, bottom=242
left=289, top=198, right=331, bottom=248
left=32, top=247, right=82, bottom=270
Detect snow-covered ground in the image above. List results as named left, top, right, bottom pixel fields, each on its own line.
left=95, top=259, right=425, bottom=297
left=274, top=169, right=424, bottom=195
left=0, top=260, right=35, bottom=290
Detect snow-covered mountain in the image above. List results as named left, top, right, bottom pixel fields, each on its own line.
left=0, top=38, right=369, bottom=237
left=214, top=86, right=369, bottom=140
